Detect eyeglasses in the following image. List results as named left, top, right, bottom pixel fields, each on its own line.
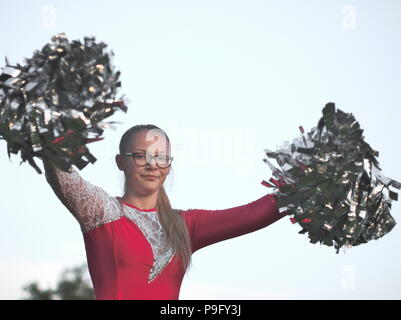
left=122, top=152, right=174, bottom=168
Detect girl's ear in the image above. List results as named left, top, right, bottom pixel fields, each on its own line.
left=115, top=154, right=124, bottom=171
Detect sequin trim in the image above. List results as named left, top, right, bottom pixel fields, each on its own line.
left=80, top=211, right=124, bottom=233
left=121, top=204, right=175, bottom=283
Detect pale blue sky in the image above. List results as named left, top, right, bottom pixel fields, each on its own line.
left=0, top=0, right=400, bottom=299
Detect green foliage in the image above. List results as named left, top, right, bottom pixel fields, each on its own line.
left=22, top=263, right=95, bottom=300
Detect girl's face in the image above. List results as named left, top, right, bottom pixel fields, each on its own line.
left=116, top=129, right=171, bottom=196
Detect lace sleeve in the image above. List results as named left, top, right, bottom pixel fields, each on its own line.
left=43, top=159, right=121, bottom=233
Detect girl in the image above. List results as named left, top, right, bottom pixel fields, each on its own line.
left=43, top=124, right=285, bottom=300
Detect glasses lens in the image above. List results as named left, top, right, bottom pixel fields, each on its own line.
left=133, top=154, right=147, bottom=166
left=155, top=156, right=172, bottom=168
left=133, top=153, right=172, bottom=168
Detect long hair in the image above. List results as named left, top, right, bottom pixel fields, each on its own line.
left=118, top=124, right=192, bottom=273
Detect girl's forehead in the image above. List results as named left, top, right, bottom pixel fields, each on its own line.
left=129, top=130, right=170, bottom=152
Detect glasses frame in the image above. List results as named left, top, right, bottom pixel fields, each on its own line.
left=121, top=152, right=174, bottom=168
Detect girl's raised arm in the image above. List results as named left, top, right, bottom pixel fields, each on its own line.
left=42, top=158, right=120, bottom=233
left=180, top=193, right=285, bottom=253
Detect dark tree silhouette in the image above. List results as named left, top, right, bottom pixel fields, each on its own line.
left=22, top=263, right=95, bottom=300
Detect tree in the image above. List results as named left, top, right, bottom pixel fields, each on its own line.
left=22, top=263, right=95, bottom=300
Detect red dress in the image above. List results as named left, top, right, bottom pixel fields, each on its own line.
left=44, top=165, right=285, bottom=300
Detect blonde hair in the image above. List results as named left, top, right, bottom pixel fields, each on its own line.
left=119, top=124, right=192, bottom=273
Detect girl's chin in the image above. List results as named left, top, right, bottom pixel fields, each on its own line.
left=138, top=182, right=160, bottom=191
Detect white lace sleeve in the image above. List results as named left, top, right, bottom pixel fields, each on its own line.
left=43, top=159, right=122, bottom=233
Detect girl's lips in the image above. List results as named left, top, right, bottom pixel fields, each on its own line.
left=141, top=175, right=159, bottom=180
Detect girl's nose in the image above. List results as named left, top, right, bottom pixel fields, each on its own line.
left=146, top=157, right=158, bottom=168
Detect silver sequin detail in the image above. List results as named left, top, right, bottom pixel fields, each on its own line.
left=121, top=205, right=175, bottom=283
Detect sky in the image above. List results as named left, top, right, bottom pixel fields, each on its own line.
left=0, top=0, right=400, bottom=299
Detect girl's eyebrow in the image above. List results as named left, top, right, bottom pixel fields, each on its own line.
left=135, top=149, right=167, bottom=155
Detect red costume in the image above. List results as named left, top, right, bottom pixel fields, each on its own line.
left=45, top=165, right=285, bottom=300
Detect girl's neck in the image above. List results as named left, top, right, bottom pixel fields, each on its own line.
left=117, top=192, right=158, bottom=211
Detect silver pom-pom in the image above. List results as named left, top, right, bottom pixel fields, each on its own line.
left=0, top=33, right=128, bottom=173
left=263, top=102, right=400, bottom=253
